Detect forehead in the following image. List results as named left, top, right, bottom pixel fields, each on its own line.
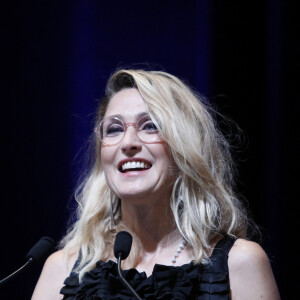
left=105, top=88, right=147, bottom=119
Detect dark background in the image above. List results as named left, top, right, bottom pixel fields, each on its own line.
left=1, top=1, right=297, bottom=299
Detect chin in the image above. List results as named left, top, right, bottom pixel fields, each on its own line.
left=117, top=189, right=152, bottom=201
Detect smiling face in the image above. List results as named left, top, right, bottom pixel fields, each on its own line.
left=100, top=88, right=177, bottom=205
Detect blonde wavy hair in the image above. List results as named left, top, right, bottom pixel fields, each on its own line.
left=60, top=69, right=249, bottom=281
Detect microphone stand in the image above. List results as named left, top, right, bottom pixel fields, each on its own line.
left=0, top=258, right=33, bottom=286
left=117, top=256, right=143, bottom=300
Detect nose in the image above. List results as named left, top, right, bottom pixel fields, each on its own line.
left=120, top=125, right=142, bottom=153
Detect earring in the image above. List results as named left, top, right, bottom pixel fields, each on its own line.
left=110, top=196, right=115, bottom=230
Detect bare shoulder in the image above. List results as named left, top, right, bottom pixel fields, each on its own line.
left=228, top=239, right=281, bottom=300
left=228, top=238, right=268, bottom=266
left=31, top=249, right=78, bottom=300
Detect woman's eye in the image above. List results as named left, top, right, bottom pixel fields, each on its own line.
left=106, top=124, right=124, bottom=136
left=141, top=121, right=158, bottom=131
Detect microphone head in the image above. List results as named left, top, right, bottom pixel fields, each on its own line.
left=26, top=236, right=56, bottom=261
left=114, top=231, right=132, bottom=260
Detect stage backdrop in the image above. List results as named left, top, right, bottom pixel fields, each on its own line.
left=1, top=1, right=296, bottom=299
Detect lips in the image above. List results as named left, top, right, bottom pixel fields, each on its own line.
left=118, top=159, right=152, bottom=173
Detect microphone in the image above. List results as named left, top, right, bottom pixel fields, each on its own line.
left=114, top=231, right=142, bottom=300
left=0, top=236, right=55, bottom=286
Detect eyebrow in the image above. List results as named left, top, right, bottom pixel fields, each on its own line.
left=106, top=112, right=149, bottom=120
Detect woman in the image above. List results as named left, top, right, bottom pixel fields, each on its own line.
left=32, top=69, right=280, bottom=299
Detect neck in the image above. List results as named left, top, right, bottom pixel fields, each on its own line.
left=121, top=197, right=179, bottom=252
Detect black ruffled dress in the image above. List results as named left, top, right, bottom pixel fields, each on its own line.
left=60, top=236, right=236, bottom=300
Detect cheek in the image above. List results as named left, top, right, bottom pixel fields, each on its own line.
left=165, top=160, right=179, bottom=184
left=100, top=147, right=115, bottom=173
left=100, top=149, right=115, bottom=190
left=154, top=145, right=178, bottom=177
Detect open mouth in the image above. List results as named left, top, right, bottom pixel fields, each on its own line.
left=119, top=161, right=152, bottom=173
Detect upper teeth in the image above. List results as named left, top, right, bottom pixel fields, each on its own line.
left=121, top=161, right=150, bottom=171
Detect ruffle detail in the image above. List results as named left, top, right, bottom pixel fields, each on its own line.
left=61, top=260, right=230, bottom=300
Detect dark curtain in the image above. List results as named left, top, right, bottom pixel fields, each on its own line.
left=1, top=1, right=296, bottom=299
